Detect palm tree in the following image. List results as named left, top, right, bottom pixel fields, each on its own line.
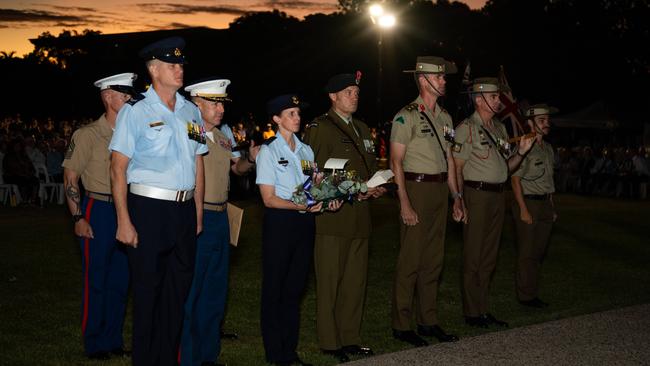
left=0, top=51, right=17, bottom=59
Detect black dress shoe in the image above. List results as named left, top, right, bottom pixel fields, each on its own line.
left=417, top=324, right=459, bottom=342
left=322, top=349, right=350, bottom=363
left=290, top=358, right=312, bottom=366
left=87, top=351, right=111, bottom=360
left=110, top=348, right=131, bottom=357
left=519, top=297, right=549, bottom=308
left=392, top=329, right=429, bottom=347
left=220, top=330, right=239, bottom=339
left=342, top=344, right=374, bottom=356
left=482, top=313, right=509, bottom=327
left=465, top=316, right=489, bottom=328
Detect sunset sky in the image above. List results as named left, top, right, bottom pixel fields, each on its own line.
left=1, top=0, right=487, bottom=56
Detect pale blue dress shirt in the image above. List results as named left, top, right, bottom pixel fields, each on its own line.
left=255, top=134, right=314, bottom=200
left=109, top=86, right=209, bottom=191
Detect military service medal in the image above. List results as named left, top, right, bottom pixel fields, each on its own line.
left=187, top=121, right=206, bottom=144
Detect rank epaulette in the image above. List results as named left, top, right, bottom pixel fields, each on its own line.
left=404, top=103, right=419, bottom=112
left=306, top=121, right=319, bottom=129
left=126, top=96, right=143, bottom=106
left=263, top=136, right=277, bottom=145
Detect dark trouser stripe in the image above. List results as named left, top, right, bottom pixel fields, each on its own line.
left=81, top=197, right=95, bottom=334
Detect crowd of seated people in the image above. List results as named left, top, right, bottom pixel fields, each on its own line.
left=554, top=145, right=649, bottom=200
left=1, top=115, right=92, bottom=206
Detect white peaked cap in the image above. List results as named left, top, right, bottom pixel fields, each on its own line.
left=93, top=73, right=137, bottom=90
left=185, top=79, right=231, bottom=98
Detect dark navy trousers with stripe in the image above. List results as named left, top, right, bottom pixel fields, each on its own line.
left=80, top=196, right=129, bottom=355
left=180, top=209, right=230, bottom=366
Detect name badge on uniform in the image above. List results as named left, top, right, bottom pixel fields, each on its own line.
left=278, top=158, right=289, bottom=167
left=363, top=139, right=375, bottom=154
left=534, top=161, right=543, bottom=166
left=341, top=138, right=353, bottom=144
left=149, top=121, right=165, bottom=128
left=187, top=121, right=206, bottom=144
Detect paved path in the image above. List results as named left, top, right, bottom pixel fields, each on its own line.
left=348, top=304, right=650, bottom=365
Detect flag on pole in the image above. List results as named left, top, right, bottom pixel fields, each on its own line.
left=497, top=65, right=525, bottom=136
left=456, top=60, right=473, bottom=122
left=462, top=60, right=471, bottom=86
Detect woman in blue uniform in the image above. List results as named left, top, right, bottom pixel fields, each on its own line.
left=256, top=94, right=340, bottom=366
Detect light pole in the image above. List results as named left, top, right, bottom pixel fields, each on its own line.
left=369, top=4, right=395, bottom=124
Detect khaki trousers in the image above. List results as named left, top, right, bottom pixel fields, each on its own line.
left=391, top=180, right=449, bottom=330
left=314, top=235, right=368, bottom=350
left=462, top=187, right=504, bottom=317
left=512, top=198, right=554, bottom=301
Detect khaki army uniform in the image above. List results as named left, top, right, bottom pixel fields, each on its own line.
left=62, top=114, right=113, bottom=195
left=203, top=129, right=233, bottom=206
left=302, top=108, right=377, bottom=350
left=512, top=141, right=555, bottom=301
left=389, top=96, right=452, bottom=330
left=453, top=111, right=509, bottom=317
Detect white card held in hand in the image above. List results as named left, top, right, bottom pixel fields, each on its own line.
left=323, top=158, right=349, bottom=170
left=367, top=169, right=394, bottom=188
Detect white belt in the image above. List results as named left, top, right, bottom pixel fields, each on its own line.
left=130, top=184, right=195, bottom=202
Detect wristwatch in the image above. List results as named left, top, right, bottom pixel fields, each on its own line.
left=452, top=192, right=463, bottom=200
left=72, top=214, right=84, bottom=223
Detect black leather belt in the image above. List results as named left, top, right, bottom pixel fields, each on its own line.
left=524, top=194, right=551, bottom=200
left=404, top=172, right=448, bottom=183
left=86, top=191, right=113, bottom=202
left=464, top=180, right=505, bottom=193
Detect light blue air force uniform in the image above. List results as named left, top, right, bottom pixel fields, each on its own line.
left=220, top=124, right=241, bottom=159
left=255, top=134, right=314, bottom=200
left=256, top=133, right=316, bottom=363
left=109, top=87, right=208, bottom=190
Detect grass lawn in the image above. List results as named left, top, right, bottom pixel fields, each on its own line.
left=1, top=194, right=649, bottom=365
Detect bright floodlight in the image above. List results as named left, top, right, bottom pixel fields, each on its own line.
left=369, top=4, right=384, bottom=17
left=378, top=14, right=396, bottom=28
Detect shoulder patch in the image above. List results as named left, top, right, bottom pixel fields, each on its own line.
left=263, top=136, right=277, bottom=145
left=64, top=140, right=75, bottom=159
left=313, top=113, right=332, bottom=123
left=306, top=121, right=319, bottom=129
left=394, top=116, right=405, bottom=124
left=404, top=103, right=419, bottom=112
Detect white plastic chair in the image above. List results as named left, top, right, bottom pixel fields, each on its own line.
left=0, top=173, right=22, bottom=206
left=35, top=163, right=64, bottom=204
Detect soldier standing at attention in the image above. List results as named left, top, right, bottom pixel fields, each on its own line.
left=256, top=94, right=341, bottom=366
left=109, top=37, right=208, bottom=366
left=302, top=72, right=385, bottom=363
left=452, top=77, right=534, bottom=328
left=512, top=104, right=558, bottom=309
left=180, top=78, right=259, bottom=366
left=390, top=56, right=464, bottom=348
left=63, top=72, right=137, bottom=360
